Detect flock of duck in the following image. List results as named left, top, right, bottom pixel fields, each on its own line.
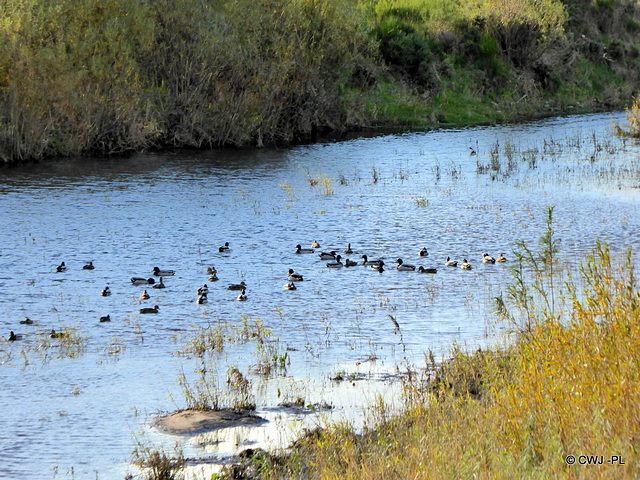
left=7, top=241, right=506, bottom=343
left=294, top=242, right=506, bottom=274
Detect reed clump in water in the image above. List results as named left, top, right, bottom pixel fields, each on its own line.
left=176, top=316, right=272, bottom=411
left=229, top=222, right=640, bottom=479
left=131, top=438, right=185, bottom=480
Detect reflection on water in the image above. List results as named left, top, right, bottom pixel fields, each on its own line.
left=1, top=111, right=639, bottom=479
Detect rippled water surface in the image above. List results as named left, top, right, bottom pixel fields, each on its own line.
left=2, top=112, right=640, bottom=479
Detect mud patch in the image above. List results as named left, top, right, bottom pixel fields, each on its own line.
left=153, top=409, right=267, bottom=435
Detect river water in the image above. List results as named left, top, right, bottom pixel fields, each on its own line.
left=1, top=111, right=639, bottom=479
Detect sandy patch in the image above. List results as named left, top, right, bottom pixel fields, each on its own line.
left=153, top=409, right=267, bottom=435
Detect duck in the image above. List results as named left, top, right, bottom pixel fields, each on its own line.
left=197, top=294, right=208, bottom=304
left=152, top=277, right=165, bottom=289
left=99, top=314, right=111, bottom=323
left=311, top=241, right=320, bottom=248
left=56, top=262, right=67, bottom=272
left=236, top=289, right=247, bottom=301
left=140, top=305, right=160, bottom=314
left=218, top=242, right=231, bottom=253
left=445, top=257, right=458, bottom=267
left=132, top=277, right=155, bottom=285
left=208, top=273, right=219, bottom=282
left=227, top=281, right=247, bottom=291
left=460, top=259, right=472, bottom=270
left=153, top=267, right=175, bottom=276
left=295, top=244, right=315, bottom=254
left=20, top=317, right=33, bottom=325
left=419, top=247, right=429, bottom=257
left=482, top=253, right=496, bottom=264
left=327, top=255, right=344, bottom=268
left=319, top=251, right=337, bottom=260
left=418, top=266, right=438, bottom=274
left=50, top=329, right=67, bottom=339
left=206, top=266, right=217, bottom=274
left=140, top=290, right=150, bottom=300
left=101, top=286, right=111, bottom=296
left=344, top=243, right=354, bottom=254
left=361, top=255, right=383, bottom=267
left=197, top=284, right=209, bottom=295
left=284, top=282, right=297, bottom=290
left=372, top=263, right=385, bottom=273
left=497, top=253, right=507, bottom=263
left=9, top=331, right=22, bottom=341
left=396, top=258, right=416, bottom=271
left=344, top=258, right=358, bottom=267
left=83, top=261, right=95, bottom=270
left=288, top=269, right=304, bottom=282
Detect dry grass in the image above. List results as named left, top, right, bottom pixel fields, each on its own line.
left=615, top=96, right=640, bottom=138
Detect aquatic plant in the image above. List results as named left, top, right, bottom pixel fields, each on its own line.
left=131, top=436, right=185, bottom=480
left=251, top=339, right=289, bottom=377
left=412, top=196, right=428, bottom=207
left=226, top=366, right=255, bottom=411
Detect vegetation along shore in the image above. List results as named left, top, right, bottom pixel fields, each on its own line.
left=1, top=0, right=640, bottom=163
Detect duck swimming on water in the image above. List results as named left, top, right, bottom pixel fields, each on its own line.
left=482, top=253, right=496, bottom=264
left=9, top=331, right=22, bottom=341
left=295, top=245, right=315, bottom=254
left=396, top=258, right=416, bottom=271
left=417, top=266, right=438, bottom=274
left=153, top=267, right=175, bottom=276
left=140, top=305, right=160, bottom=314
left=228, top=281, right=247, bottom=291
left=319, top=251, right=337, bottom=260
left=361, top=255, right=383, bottom=267
left=326, top=255, right=344, bottom=268
left=288, top=269, right=304, bottom=282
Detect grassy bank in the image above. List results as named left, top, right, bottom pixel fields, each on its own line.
left=1, top=0, right=639, bottom=162
left=225, top=215, right=640, bottom=479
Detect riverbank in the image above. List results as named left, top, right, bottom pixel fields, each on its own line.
left=1, top=0, right=639, bottom=163
left=220, top=238, right=640, bottom=479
